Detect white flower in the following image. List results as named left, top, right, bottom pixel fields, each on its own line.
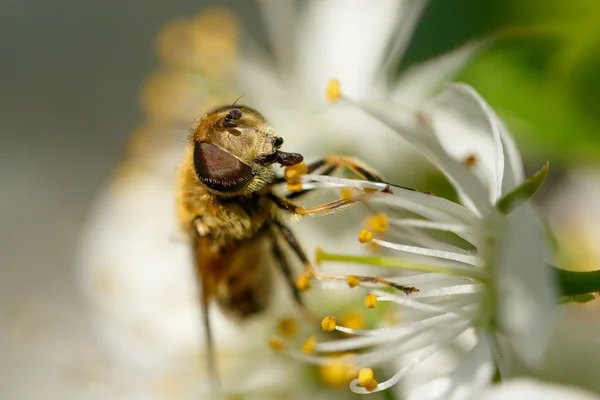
left=280, top=83, right=557, bottom=398
left=74, top=2, right=482, bottom=398
left=71, top=1, right=489, bottom=397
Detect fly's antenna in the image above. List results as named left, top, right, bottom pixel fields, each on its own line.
left=231, top=94, right=245, bottom=108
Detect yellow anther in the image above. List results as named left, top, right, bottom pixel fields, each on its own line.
left=278, top=318, right=297, bottom=338
left=302, top=336, right=317, bottom=354
left=296, top=272, right=312, bottom=291
left=340, top=187, right=354, bottom=200
left=340, top=312, right=365, bottom=331
left=284, top=162, right=308, bottom=181
left=363, top=187, right=378, bottom=194
left=364, top=378, right=378, bottom=392
left=365, top=293, right=378, bottom=309
left=319, top=356, right=357, bottom=388
left=346, top=275, right=361, bottom=288
left=358, top=368, right=375, bottom=387
left=358, top=367, right=378, bottom=391
left=268, top=336, right=285, bottom=352
left=358, top=230, right=373, bottom=244
left=366, top=213, right=388, bottom=233
left=321, top=317, right=337, bottom=332
left=287, top=181, right=303, bottom=192
left=326, top=79, right=342, bottom=102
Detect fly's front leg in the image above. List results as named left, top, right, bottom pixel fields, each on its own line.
left=269, top=228, right=303, bottom=307
left=267, top=193, right=356, bottom=217
left=274, top=155, right=386, bottom=200
left=272, top=221, right=418, bottom=294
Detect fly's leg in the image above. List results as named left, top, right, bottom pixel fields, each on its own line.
left=193, top=234, right=221, bottom=395
left=272, top=220, right=418, bottom=294
left=273, top=155, right=387, bottom=200
left=267, top=193, right=357, bottom=216
left=269, top=228, right=303, bottom=307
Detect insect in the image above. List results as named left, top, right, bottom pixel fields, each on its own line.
left=176, top=104, right=417, bottom=386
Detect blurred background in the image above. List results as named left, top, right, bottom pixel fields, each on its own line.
left=1, top=0, right=599, bottom=398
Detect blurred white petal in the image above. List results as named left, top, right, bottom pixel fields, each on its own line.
left=393, top=40, right=486, bottom=105
left=378, top=0, right=430, bottom=77
left=479, top=379, right=600, bottom=400
left=407, top=334, right=494, bottom=400
left=296, top=0, right=405, bottom=100
left=256, top=0, right=297, bottom=75
left=493, top=206, right=557, bottom=366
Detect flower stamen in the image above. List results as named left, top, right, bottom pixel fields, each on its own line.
left=302, top=336, right=317, bottom=354
left=321, top=317, right=337, bottom=332
left=326, top=79, right=342, bottom=102
left=365, top=293, right=378, bottom=309
left=358, top=368, right=378, bottom=392
left=358, top=230, right=373, bottom=243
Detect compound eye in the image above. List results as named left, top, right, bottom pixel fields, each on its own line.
left=194, top=142, right=254, bottom=193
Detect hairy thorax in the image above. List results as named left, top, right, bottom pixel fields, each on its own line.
left=177, top=157, right=275, bottom=251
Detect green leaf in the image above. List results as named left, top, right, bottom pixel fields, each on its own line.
left=556, top=267, right=600, bottom=297
left=566, top=293, right=597, bottom=304
left=496, top=162, right=549, bottom=214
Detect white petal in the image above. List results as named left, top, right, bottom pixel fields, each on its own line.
left=492, top=206, right=557, bottom=366
left=351, top=98, right=492, bottom=215
left=426, top=83, right=506, bottom=203
left=392, top=40, right=487, bottom=106
left=479, top=379, right=600, bottom=400
left=256, top=0, right=297, bottom=75
left=296, top=0, right=405, bottom=101
left=497, top=117, right=526, bottom=193
left=236, top=54, right=290, bottom=115
left=378, top=0, right=430, bottom=77
left=407, top=333, right=494, bottom=400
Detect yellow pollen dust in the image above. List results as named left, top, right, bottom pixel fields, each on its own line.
left=365, top=293, right=378, bottom=309
left=278, top=318, right=297, bottom=338
left=358, top=230, right=373, bottom=244
left=340, top=312, right=365, bottom=331
left=363, top=187, right=378, bottom=194
left=296, top=272, right=312, bottom=291
left=287, top=181, right=303, bottom=193
left=358, top=368, right=378, bottom=392
left=366, top=213, right=388, bottom=233
left=319, top=356, right=358, bottom=388
left=302, top=336, right=317, bottom=354
left=340, top=187, right=354, bottom=200
left=284, top=162, right=308, bottom=181
left=268, top=337, right=285, bottom=352
left=346, top=275, right=361, bottom=288
left=321, top=316, right=337, bottom=332
left=326, top=79, right=342, bottom=102
left=463, top=154, right=477, bottom=168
